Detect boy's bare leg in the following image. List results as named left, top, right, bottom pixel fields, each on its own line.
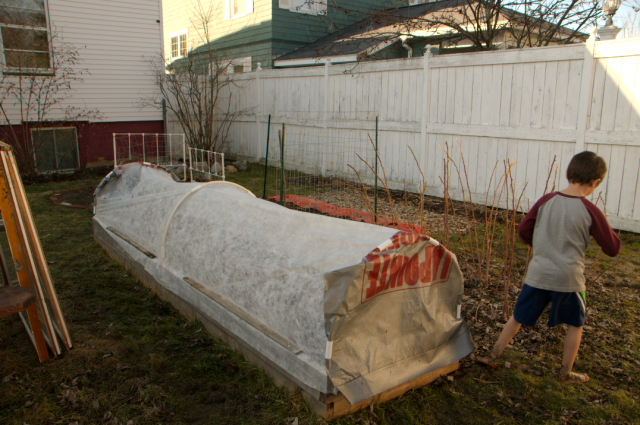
left=477, top=316, right=521, bottom=367
left=558, top=325, right=589, bottom=384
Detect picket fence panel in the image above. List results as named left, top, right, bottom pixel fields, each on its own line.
left=169, top=37, right=640, bottom=232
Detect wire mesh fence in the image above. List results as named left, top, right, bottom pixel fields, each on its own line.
left=261, top=113, right=423, bottom=231
left=188, top=147, right=225, bottom=181
left=113, top=133, right=186, bottom=173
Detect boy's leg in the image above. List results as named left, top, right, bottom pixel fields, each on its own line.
left=477, top=315, right=521, bottom=367
left=558, top=325, right=589, bottom=384
left=477, top=284, right=548, bottom=368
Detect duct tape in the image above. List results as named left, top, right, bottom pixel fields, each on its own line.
left=325, top=341, right=334, bottom=360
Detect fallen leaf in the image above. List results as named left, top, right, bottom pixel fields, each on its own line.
left=92, top=399, right=100, bottom=410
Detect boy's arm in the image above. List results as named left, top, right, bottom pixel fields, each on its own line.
left=582, top=200, right=621, bottom=257
left=517, top=193, right=557, bottom=246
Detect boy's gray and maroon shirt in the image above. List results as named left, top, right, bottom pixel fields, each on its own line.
left=517, top=192, right=620, bottom=293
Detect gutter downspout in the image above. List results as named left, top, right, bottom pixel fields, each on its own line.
left=400, top=36, right=413, bottom=58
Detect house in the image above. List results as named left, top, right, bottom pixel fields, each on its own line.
left=0, top=0, right=164, bottom=172
left=161, top=0, right=396, bottom=71
left=273, top=0, right=591, bottom=67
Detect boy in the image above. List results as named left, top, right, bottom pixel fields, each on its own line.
left=477, top=151, right=620, bottom=384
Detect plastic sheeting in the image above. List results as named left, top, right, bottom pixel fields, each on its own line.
left=93, top=163, right=474, bottom=404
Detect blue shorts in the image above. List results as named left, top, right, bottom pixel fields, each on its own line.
left=513, top=284, right=586, bottom=328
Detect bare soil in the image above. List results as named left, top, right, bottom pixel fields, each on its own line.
left=56, top=187, right=95, bottom=208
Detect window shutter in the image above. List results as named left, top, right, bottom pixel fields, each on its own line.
left=224, top=0, right=231, bottom=20
left=279, top=0, right=290, bottom=9
left=246, top=0, right=253, bottom=14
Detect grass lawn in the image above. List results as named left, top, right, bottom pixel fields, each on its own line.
left=0, top=168, right=638, bottom=424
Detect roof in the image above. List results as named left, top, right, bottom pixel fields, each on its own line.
left=274, top=0, right=588, bottom=66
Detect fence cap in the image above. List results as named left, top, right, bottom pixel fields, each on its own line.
left=0, top=141, right=12, bottom=152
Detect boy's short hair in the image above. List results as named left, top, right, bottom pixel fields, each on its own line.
left=566, top=151, right=607, bottom=185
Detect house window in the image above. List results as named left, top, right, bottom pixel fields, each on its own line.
left=228, top=56, right=251, bottom=74
left=279, top=0, right=326, bottom=15
left=169, top=29, right=187, bottom=60
left=0, top=0, right=51, bottom=74
left=224, top=0, right=253, bottom=20
left=31, top=127, right=80, bottom=172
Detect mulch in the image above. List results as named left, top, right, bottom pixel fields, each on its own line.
left=50, top=187, right=96, bottom=210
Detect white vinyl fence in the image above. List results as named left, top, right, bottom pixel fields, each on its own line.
left=169, top=37, right=640, bottom=232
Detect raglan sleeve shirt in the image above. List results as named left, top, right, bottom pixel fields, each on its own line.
left=517, top=192, right=621, bottom=293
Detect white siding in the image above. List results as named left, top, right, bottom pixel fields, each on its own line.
left=1, top=0, right=163, bottom=124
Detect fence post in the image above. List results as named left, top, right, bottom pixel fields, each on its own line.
left=374, top=116, right=378, bottom=224
left=421, top=45, right=432, bottom=173
left=113, top=134, right=117, bottom=168
left=280, top=123, right=285, bottom=206
left=256, top=62, right=262, bottom=162
left=262, top=114, right=271, bottom=199
left=321, top=60, right=330, bottom=176
left=575, top=35, right=597, bottom=155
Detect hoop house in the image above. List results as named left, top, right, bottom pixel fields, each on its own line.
left=93, top=162, right=474, bottom=418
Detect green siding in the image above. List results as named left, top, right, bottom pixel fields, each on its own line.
left=184, top=0, right=403, bottom=70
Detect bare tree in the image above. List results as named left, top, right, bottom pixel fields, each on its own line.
left=143, top=0, right=251, bottom=153
left=0, top=3, right=100, bottom=175
left=617, top=2, right=640, bottom=38
left=318, top=0, right=599, bottom=55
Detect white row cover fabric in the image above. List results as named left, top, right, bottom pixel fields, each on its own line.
left=93, top=163, right=473, bottom=403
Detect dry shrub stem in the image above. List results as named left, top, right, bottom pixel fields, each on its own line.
left=407, top=146, right=428, bottom=234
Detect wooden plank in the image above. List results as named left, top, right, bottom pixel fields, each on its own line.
left=430, top=44, right=584, bottom=68
left=499, top=64, right=513, bottom=127
left=588, top=58, right=608, bottom=131
left=551, top=61, right=570, bottom=129
left=524, top=141, right=541, bottom=205
left=470, top=66, right=483, bottom=125
left=599, top=57, right=623, bottom=132
left=0, top=286, right=35, bottom=318
left=614, top=56, right=638, bottom=132
left=386, top=72, right=397, bottom=122
left=426, top=123, right=575, bottom=142
left=519, top=63, right=535, bottom=128
left=618, top=146, right=640, bottom=219
left=380, top=72, right=389, bottom=121
left=444, top=67, right=456, bottom=124
left=530, top=62, right=547, bottom=128
left=325, top=361, right=459, bottom=420
left=490, top=65, right=503, bottom=126
left=509, top=63, right=524, bottom=127
left=594, top=144, right=612, bottom=205
left=604, top=145, right=626, bottom=216
left=437, top=68, right=448, bottom=124
left=462, top=67, right=474, bottom=125
left=453, top=67, right=465, bottom=124
left=476, top=137, right=489, bottom=194
left=593, top=39, right=640, bottom=59
left=564, top=60, right=583, bottom=130
left=480, top=66, right=492, bottom=126
left=583, top=129, right=639, bottom=146
left=541, top=61, right=558, bottom=129
left=467, top=136, right=480, bottom=194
